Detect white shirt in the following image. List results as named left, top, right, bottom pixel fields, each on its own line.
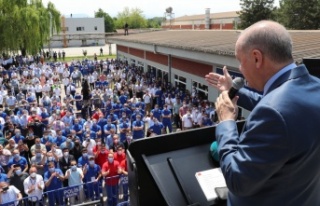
left=63, top=70, right=70, bottom=78
left=0, top=185, right=20, bottom=205
left=192, top=112, right=203, bottom=125
left=143, top=93, right=151, bottom=104
left=6, top=96, right=16, bottom=106
left=182, top=113, right=193, bottom=128
left=35, top=85, right=42, bottom=93
left=0, top=94, right=3, bottom=105
left=82, top=139, right=96, bottom=156
left=88, top=75, right=95, bottom=84
left=165, top=97, right=173, bottom=109
left=143, top=117, right=154, bottom=128
left=50, top=148, right=63, bottom=158
left=0, top=149, right=11, bottom=166
left=23, top=175, right=44, bottom=201
left=42, top=84, right=51, bottom=92
left=106, top=88, right=113, bottom=97
left=62, top=78, right=70, bottom=86
left=53, top=87, right=61, bottom=96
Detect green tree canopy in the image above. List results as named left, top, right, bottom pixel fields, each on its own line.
left=238, top=0, right=275, bottom=29
left=0, top=0, right=61, bottom=56
left=114, top=7, right=147, bottom=29
left=95, top=8, right=115, bottom=32
left=147, top=17, right=162, bottom=28
left=277, top=0, right=320, bottom=29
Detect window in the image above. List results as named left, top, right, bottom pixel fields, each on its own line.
left=76, top=27, right=85, bottom=31
left=174, top=74, right=186, bottom=91
left=94, top=26, right=98, bottom=31
left=192, top=80, right=208, bottom=99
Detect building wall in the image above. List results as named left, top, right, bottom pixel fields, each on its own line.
left=163, top=23, right=234, bottom=30
left=46, top=18, right=105, bottom=48
left=64, top=18, right=104, bottom=34
left=162, top=16, right=238, bottom=30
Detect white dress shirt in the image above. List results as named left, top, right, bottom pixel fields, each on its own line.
left=23, top=175, right=44, bottom=201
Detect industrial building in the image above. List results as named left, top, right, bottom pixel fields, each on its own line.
left=49, top=17, right=105, bottom=48
left=162, top=9, right=240, bottom=30
left=107, top=29, right=320, bottom=114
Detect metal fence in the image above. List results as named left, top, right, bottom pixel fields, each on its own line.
left=0, top=196, right=39, bottom=206
left=0, top=175, right=130, bottom=206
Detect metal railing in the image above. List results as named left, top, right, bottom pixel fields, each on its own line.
left=0, top=196, right=39, bottom=206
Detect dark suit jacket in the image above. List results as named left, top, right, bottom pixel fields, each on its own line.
left=59, top=154, right=75, bottom=174
left=216, top=65, right=320, bottom=206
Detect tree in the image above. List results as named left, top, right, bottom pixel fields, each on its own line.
left=114, top=7, right=147, bottom=29
left=238, top=0, right=275, bottom=29
left=0, top=0, right=61, bottom=56
left=95, top=8, right=115, bottom=32
left=147, top=17, right=163, bottom=28
left=277, top=0, right=320, bottom=29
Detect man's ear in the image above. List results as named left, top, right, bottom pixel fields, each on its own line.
left=252, top=49, right=263, bottom=69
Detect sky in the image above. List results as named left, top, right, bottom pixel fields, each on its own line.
left=42, top=0, right=280, bottom=19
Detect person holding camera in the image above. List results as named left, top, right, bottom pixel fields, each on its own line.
left=0, top=181, right=22, bottom=205
left=181, top=109, right=193, bottom=130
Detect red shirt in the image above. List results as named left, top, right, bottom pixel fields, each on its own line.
left=120, top=159, right=127, bottom=172
left=27, top=115, right=42, bottom=123
left=91, top=112, right=102, bottom=121
left=60, top=110, right=66, bottom=118
left=114, top=152, right=126, bottom=163
left=102, top=160, right=119, bottom=185
left=95, top=151, right=109, bottom=168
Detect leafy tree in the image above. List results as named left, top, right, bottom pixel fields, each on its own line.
left=95, top=8, right=115, bottom=32
left=115, top=7, right=147, bottom=29
left=0, top=0, right=61, bottom=56
left=238, top=0, right=275, bottom=29
left=147, top=17, right=163, bottom=28
left=277, top=0, right=320, bottom=29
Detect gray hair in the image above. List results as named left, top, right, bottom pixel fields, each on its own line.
left=240, top=20, right=293, bottom=64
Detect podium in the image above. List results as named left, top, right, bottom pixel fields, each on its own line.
left=127, top=121, right=245, bottom=206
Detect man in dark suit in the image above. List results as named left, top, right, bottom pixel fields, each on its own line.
left=59, top=147, right=75, bottom=187
left=206, top=20, right=320, bottom=206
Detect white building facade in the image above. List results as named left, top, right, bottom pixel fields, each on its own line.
left=49, top=17, right=105, bottom=48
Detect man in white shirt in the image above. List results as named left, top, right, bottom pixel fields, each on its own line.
left=23, top=166, right=44, bottom=205
left=35, top=84, right=43, bottom=104
left=182, top=109, right=193, bottom=130
left=143, top=91, right=152, bottom=113
left=0, top=182, right=22, bottom=206
left=82, top=134, right=96, bottom=156
left=192, top=109, right=202, bottom=128
left=0, top=145, right=11, bottom=173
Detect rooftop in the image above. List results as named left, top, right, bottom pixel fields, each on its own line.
left=108, top=29, right=320, bottom=62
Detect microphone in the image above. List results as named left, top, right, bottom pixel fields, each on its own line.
left=228, top=77, right=245, bottom=99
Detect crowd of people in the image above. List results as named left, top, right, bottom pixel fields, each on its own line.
left=0, top=54, right=218, bottom=206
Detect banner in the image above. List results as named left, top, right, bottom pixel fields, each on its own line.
left=63, top=185, right=80, bottom=198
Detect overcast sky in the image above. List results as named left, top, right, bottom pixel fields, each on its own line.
left=42, top=0, right=280, bottom=19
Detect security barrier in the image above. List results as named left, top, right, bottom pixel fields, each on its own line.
left=42, top=180, right=103, bottom=206
left=0, top=196, right=39, bottom=206
left=0, top=175, right=130, bottom=206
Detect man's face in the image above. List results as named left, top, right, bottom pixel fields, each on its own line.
left=235, top=40, right=258, bottom=90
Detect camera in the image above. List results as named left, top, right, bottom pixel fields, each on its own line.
left=2, top=186, right=9, bottom=192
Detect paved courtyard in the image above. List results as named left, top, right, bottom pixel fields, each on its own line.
left=47, top=44, right=117, bottom=57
